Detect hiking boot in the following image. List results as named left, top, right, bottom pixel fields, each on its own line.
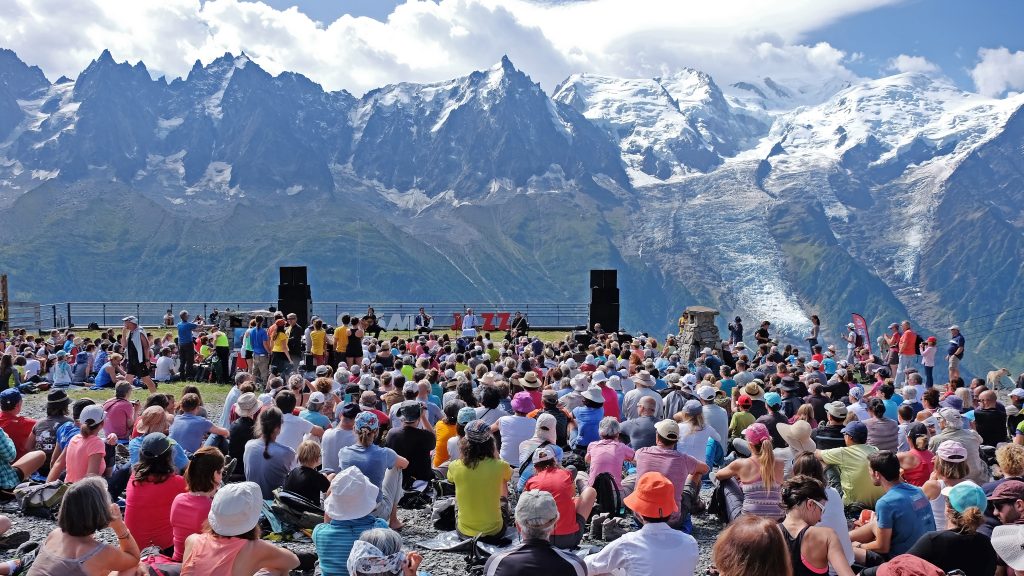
left=589, top=513, right=608, bottom=539
left=601, top=517, right=629, bottom=542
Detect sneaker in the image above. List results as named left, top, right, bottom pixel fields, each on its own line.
left=601, top=517, right=629, bottom=542
left=589, top=513, right=608, bottom=539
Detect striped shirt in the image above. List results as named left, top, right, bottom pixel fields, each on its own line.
left=312, top=515, right=388, bottom=576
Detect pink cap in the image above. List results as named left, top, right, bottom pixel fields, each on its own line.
left=937, top=440, right=967, bottom=462
left=744, top=423, right=771, bottom=446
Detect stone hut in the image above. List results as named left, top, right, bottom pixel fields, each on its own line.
left=678, top=306, right=722, bottom=362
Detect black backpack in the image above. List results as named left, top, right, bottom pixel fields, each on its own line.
left=591, top=472, right=623, bottom=518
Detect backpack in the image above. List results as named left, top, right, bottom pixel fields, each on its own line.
left=590, top=472, right=623, bottom=518
left=270, top=489, right=323, bottom=531
left=431, top=496, right=456, bottom=531
left=15, top=480, right=68, bottom=519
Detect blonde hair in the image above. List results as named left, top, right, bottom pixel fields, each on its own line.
left=935, top=457, right=969, bottom=481
left=793, top=404, right=815, bottom=424
left=997, top=444, right=1024, bottom=477
left=751, top=437, right=777, bottom=488
left=947, top=505, right=984, bottom=534
left=297, top=440, right=321, bottom=467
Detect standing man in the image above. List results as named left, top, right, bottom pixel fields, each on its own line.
left=461, top=307, right=479, bottom=337
left=249, top=315, right=271, bottom=390
left=286, top=313, right=303, bottom=375
left=947, top=325, right=965, bottom=384
left=122, top=316, right=156, bottom=393
left=844, top=322, right=858, bottom=364
left=895, top=321, right=917, bottom=387
left=176, top=310, right=203, bottom=381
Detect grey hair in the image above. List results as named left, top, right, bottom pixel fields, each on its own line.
left=358, top=528, right=404, bottom=570
left=58, top=476, right=113, bottom=537
left=908, top=373, right=923, bottom=385
left=234, top=371, right=251, bottom=386
left=599, top=416, right=621, bottom=439
left=520, top=523, right=556, bottom=540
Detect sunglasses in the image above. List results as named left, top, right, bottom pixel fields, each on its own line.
left=809, top=499, right=827, bottom=513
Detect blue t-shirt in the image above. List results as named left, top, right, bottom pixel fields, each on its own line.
left=338, top=443, right=398, bottom=502
left=56, top=421, right=79, bottom=450
left=822, top=358, right=838, bottom=374
left=93, top=363, right=114, bottom=388
left=947, top=334, right=965, bottom=358
left=250, top=327, right=269, bottom=356
left=300, top=409, right=331, bottom=429
left=313, top=516, right=389, bottom=576
left=168, top=413, right=214, bottom=453
left=177, top=321, right=199, bottom=345
left=128, top=434, right=189, bottom=472
left=719, top=378, right=736, bottom=397
left=875, top=482, right=935, bottom=556
left=572, top=406, right=605, bottom=448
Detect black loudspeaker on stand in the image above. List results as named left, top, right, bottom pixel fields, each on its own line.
left=278, top=266, right=312, bottom=326
left=589, top=269, right=620, bottom=333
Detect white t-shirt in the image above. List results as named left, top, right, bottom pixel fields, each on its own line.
left=24, top=359, right=41, bottom=378
left=321, top=426, right=356, bottom=473
left=154, top=356, right=176, bottom=381
left=819, top=486, right=855, bottom=571
left=496, top=415, right=536, bottom=466
left=676, top=422, right=721, bottom=462
left=446, top=435, right=461, bottom=462
left=278, top=413, right=315, bottom=452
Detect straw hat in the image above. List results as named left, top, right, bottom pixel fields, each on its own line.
left=777, top=421, right=816, bottom=454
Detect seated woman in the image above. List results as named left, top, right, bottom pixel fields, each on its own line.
left=91, top=353, right=125, bottom=389
left=714, top=423, right=785, bottom=521
left=339, top=412, right=408, bottom=530
left=517, top=413, right=563, bottom=491
left=791, top=453, right=854, bottom=571
left=170, top=446, right=224, bottom=562
left=523, top=446, right=597, bottom=549
left=447, top=420, right=512, bottom=541
left=712, top=515, right=791, bottom=576
left=313, top=467, right=389, bottom=576
left=584, top=417, right=634, bottom=491
left=347, top=528, right=422, bottom=576
left=30, top=477, right=141, bottom=576
left=243, top=407, right=296, bottom=500
left=182, top=482, right=299, bottom=576
left=56, top=404, right=109, bottom=483
left=779, top=475, right=855, bottom=576
left=124, top=432, right=187, bottom=553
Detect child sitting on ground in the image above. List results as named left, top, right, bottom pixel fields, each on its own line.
left=283, top=440, right=331, bottom=505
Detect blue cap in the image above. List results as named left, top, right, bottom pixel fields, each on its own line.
left=942, top=480, right=987, bottom=513
left=0, top=388, right=22, bottom=410
left=764, top=392, right=782, bottom=407
left=841, top=421, right=868, bottom=443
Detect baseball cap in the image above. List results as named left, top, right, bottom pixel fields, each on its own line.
left=122, top=315, right=138, bottom=323
left=737, top=394, right=752, bottom=407
left=308, top=391, right=325, bottom=405
left=841, top=421, right=868, bottom=443
left=533, top=446, right=556, bottom=464
left=402, top=381, right=417, bottom=394
left=696, top=386, right=716, bottom=401
left=825, top=401, right=848, bottom=419
left=0, top=388, right=22, bottom=410
left=937, top=407, right=964, bottom=428
left=683, top=399, right=703, bottom=416
left=942, top=480, right=986, bottom=513
left=937, top=440, right=967, bottom=462
left=79, top=404, right=106, bottom=427
left=515, top=489, right=559, bottom=528
left=744, top=423, right=771, bottom=446
left=340, top=402, right=362, bottom=420
left=948, top=325, right=960, bottom=331
left=655, top=419, right=679, bottom=442
left=1011, top=388, right=1024, bottom=399
left=140, top=432, right=172, bottom=458
left=989, top=480, right=1024, bottom=503
left=315, top=365, right=331, bottom=376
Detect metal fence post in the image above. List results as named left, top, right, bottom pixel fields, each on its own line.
left=66, top=303, right=72, bottom=328
left=103, top=304, right=106, bottom=327
left=136, top=304, right=140, bottom=325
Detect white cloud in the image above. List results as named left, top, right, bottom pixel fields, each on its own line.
left=0, top=0, right=903, bottom=95
left=970, top=47, right=1024, bottom=97
left=887, top=54, right=939, bottom=75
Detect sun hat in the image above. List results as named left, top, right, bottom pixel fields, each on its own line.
left=511, top=391, right=536, bottom=413
left=682, top=399, right=703, bottom=417
left=456, top=406, right=477, bottom=425
left=655, top=419, right=680, bottom=442
left=734, top=342, right=747, bottom=350
left=937, top=440, right=967, bottom=462
left=940, top=395, right=964, bottom=412
left=354, top=411, right=379, bottom=431
left=607, top=375, right=622, bottom=391
left=989, top=480, right=1024, bottom=503
left=744, top=423, right=771, bottom=446
left=519, top=372, right=541, bottom=389
left=825, top=401, right=848, bottom=419
left=743, top=381, right=764, bottom=400
left=591, top=371, right=608, bottom=384
left=0, top=389, right=21, bottom=411
left=400, top=403, right=422, bottom=423
left=140, top=432, right=172, bottom=458
left=234, top=393, right=259, bottom=418
left=696, top=386, right=716, bottom=402
left=778, top=421, right=816, bottom=454
left=208, top=481, right=263, bottom=537
left=515, top=489, right=559, bottom=529
left=942, top=480, right=986, bottom=513
left=623, top=472, right=678, bottom=518
left=937, top=407, right=963, bottom=429
left=465, top=420, right=493, bottom=443
left=542, top=389, right=559, bottom=406
left=764, top=392, right=782, bottom=408
left=995, top=525, right=1024, bottom=571
left=582, top=386, right=605, bottom=404
left=79, top=404, right=106, bottom=427
left=633, top=371, right=656, bottom=388
left=46, top=389, right=70, bottom=405
left=571, top=374, right=589, bottom=392
left=841, top=421, right=868, bottom=444
left=876, top=555, right=945, bottom=576
left=664, top=373, right=682, bottom=387
left=1011, top=388, right=1024, bottom=399
left=736, top=395, right=752, bottom=408
left=325, top=467, right=379, bottom=521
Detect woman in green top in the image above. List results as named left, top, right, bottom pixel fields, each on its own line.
left=446, top=420, right=511, bottom=541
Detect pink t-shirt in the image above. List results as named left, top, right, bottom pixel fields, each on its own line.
left=125, top=474, right=187, bottom=550
left=170, top=492, right=214, bottom=561
left=64, top=434, right=106, bottom=483
left=586, top=438, right=634, bottom=489
left=600, top=387, right=621, bottom=420
left=103, top=398, right=135, bottom=440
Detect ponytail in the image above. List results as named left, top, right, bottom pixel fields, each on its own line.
left=753, top=438, right=777, bottom=488
left=254, top=407, right=283, bottom=460
left=948, top=506, right=984, bottom=534
left=357, top=427, right=377, bottom=447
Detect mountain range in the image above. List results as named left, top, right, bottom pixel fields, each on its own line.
left=0, top=47, right=1021, bottom=375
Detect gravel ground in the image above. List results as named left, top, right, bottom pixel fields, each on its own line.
left=8, top=390, right=724, bottom=575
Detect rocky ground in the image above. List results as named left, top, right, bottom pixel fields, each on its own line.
left=6, top=390, right=723, bottom=575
